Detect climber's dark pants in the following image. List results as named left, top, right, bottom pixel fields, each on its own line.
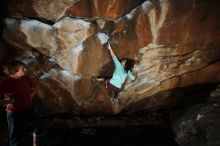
left=104, top=79, right=121, bottom=98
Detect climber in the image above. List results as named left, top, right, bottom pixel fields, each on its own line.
left=94, top=43, right=137, bottom=99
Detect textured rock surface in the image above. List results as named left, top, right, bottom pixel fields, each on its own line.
left=1, top=0, right=220, bottom=116
left=171, top=85, right=220, bottom=146
left=6, top=0, right=146, bottom=21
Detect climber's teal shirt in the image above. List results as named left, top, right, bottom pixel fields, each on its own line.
left=109, top=56, right=136, bottom=89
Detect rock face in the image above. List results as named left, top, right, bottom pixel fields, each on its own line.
left=6, top=0, right=146, bottom=21
left=171, top=85, right=220, bottom=146
left=1, top=0, right=220, bottom=116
